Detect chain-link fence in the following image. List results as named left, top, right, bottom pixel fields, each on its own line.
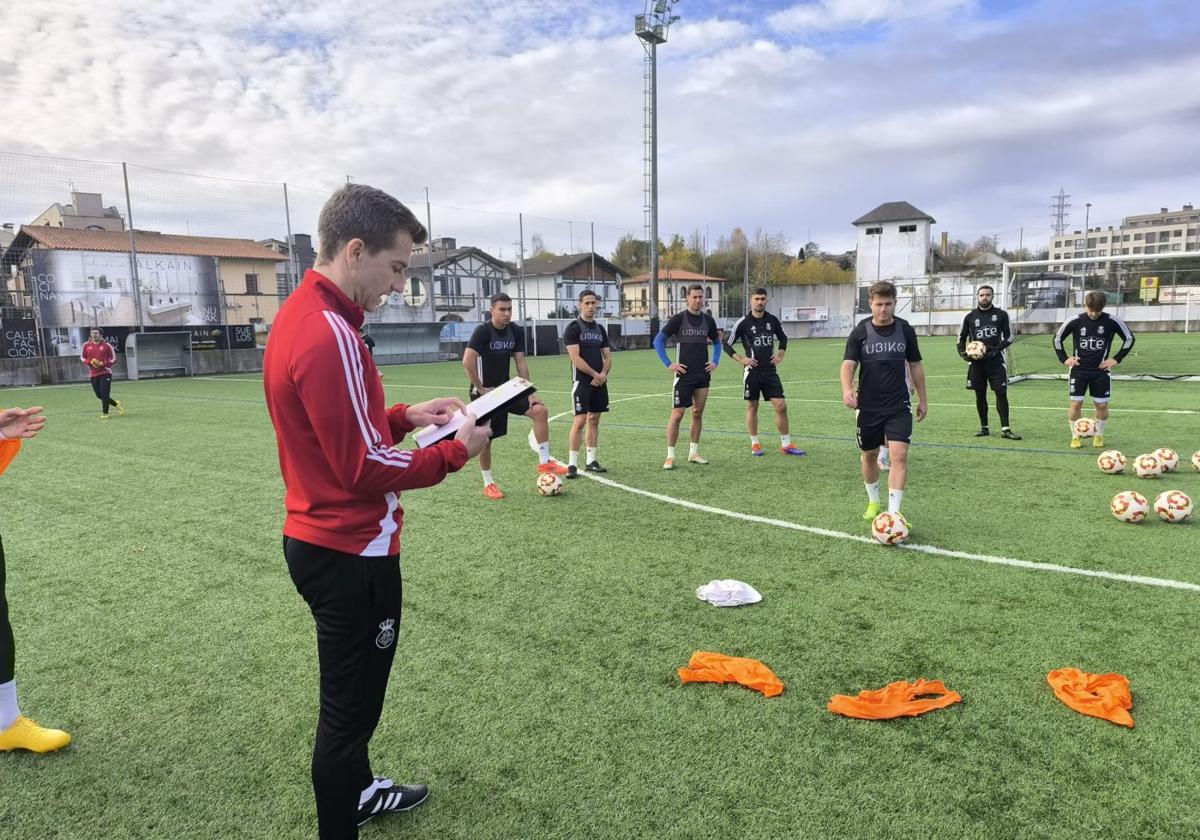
left=0, top=150, right=645, bottom=378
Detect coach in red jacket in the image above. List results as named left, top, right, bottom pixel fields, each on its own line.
left=264, top=184, right=489, bottom=840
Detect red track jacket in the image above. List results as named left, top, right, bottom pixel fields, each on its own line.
left=264, top=270, right=468, bottom=556
left=81, top=340, right=115, bottom=377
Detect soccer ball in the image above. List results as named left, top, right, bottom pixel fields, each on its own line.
left=1133, top=453, right=1162, bottom=479
left=1110, top=491, right=1149, bottom=523
left=1192, top=451, right=1200, bottom=472
left=871, top=511, right=910, bottom=545
left=965, top=340, right=987, bottom=360
left=1154, top=490, right=1193, bottom=523
left=1153, top=448, right=1179, bottom=472
left=1073, top=417, right=1097, bottom=437
left=1096, top=450, right=1126, bottom=474
left=536, top=472, right=563, bottom=496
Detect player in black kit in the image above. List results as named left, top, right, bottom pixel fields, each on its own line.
left=723, top=287, right=806, bottom=457
left=840, top=281, right=928, bottom=524
left=563, top=290, right=613, bottom=478
left=956, top=284, right=1021, bottom=440
left=653, top=284, right=721, bottom=469
left=1052, top=290, right=1135, bottom=449
left=463, top=293, right=568, bottom=499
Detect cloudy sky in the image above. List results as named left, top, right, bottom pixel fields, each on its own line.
left=2, top=0, right=1198, bottom=258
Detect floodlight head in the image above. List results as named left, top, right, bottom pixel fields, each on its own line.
left=654, top=0, right=668, bottom=13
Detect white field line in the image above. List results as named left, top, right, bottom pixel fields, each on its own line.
left=578, top=473, right=1200, bottom=594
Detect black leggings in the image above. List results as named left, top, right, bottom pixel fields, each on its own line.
left=975, top=388, right=1010, bottom=428
left=91, top=374, right=118, bottom=414
left=1, top=535, right=14, bottom=684
left=285, top=537, right=403, bottom=840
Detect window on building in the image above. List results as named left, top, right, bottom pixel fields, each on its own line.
left=1074, top=251, right=1083, bottom=258
left=1174, top=229, right=1183, bottom=237
left=1099, top=236, right=1107, bottom=243
left=1123, top=234, right=1131, bottom=241
left=1098, top=250, right=1107, bottom=257
left=640, top=288, right=647, bottom=306
left=97, top=275, right=112, bottom=289
left=1172, top=244, right=1182, bottom=251
left=865, top=227, right=882, bottom=235
left=1133, top=247, right=1142, bottom=254
left=1086, top=250, right=1096, bottom=258
left=1122, top=248, right=1129, bottom=255
left=898, top=224, right=916, bottom=233
left=705, top=286, right=712, bottom=300
left=1134, top=233, right=1143, bottom=240
left=1158, top=245, right=1171, bottom=253
left=1086, top=238, right=1097, bottom=248
left=1075, top=239, right=1084, bottom=247
left=245, top=273, right=260, bottom=294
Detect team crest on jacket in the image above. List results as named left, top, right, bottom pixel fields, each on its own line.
left=375, top=619, right=396, bottom=649
left=991, top=314, right=997, bottom=321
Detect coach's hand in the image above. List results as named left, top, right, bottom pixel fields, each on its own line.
left=668, top=362, right=687, bottom=375
left=0, top=406, right=46, bottom=440
left=842, top=390, right=857, bottom=410
left=704, top=361, right=717, bottom=373
left=916, top=400, right=928, bottom=422
left=455, top=412, right=491, bottom=458
left=591, top=373, right=607, bottom=386
left=770, top=352, right=784, bottom=366
left=741, top=356, right=758, bottom=368
left=1064, top=356, right=1079, bottom=367
left=407, top=397, right=466, bottom=427
left=1099, top=358, right=1117, bottom=371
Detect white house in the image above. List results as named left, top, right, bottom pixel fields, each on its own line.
left=853, top=201, right=935, bottom=286
left=516, top=253, right=625, bottom=319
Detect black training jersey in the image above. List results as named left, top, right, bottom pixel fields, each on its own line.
left=957, top=307, right=1013, bottom=355
left=843, top=317, right=922, bottom=414
left=662, top=310, right=719, bottom=374
left=563, top=317, right=610, bottom=382
left=724, top=312, right=787, bottom=369
left=467, top=321, right=525, bottom=387
left=1053, top=312, right=1134, bottom=371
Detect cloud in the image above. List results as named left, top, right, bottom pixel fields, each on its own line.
left=0, top=0, right=1198, bottom=260
left=767, top=0, right=970, bottom=33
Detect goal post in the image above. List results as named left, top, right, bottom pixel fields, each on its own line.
left=1001, top=251, right=1200, bottom=383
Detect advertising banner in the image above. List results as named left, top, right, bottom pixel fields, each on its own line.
left=1, top=318, right=39, bottom=358
left=29, top=249, right=222, bottom=328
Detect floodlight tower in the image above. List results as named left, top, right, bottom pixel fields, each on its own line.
left=635, top=0, right=681, bottom=335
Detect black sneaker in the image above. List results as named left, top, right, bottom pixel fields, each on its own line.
left=585, top=461, right=607, bottom=473
left=358, top=779, right=429, bottom=826
left=1000, top=428, right=1023, bottom=440
left=974, top=427, right=990, bottom=437
left=565, top=465, right=578, bottom=479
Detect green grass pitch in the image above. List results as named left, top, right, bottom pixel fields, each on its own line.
left=3, top=334, right=1199, bottom=839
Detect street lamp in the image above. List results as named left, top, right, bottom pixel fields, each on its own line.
left=635, top=0, right=681, bottom=337
left=1083, top=201, right=1091, bottom=305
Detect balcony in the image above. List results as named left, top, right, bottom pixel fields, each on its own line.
left=434, top=293, right=476, bottom=312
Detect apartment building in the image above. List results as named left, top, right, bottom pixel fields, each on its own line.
left=1048, top=204, right=1200, bottom=272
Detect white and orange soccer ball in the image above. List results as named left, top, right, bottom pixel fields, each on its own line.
left=1153, top=448, right=1179, bottom=472
left=536, top=472, right=563, bottom=496
left=1110, top=491, right=1149, bottom=523
left=871, top=511, right=910, bottom=545
left=965, top=340, right=987, bottom=360
left=1133, top=453, right=1162, bottom=478
left=1096, top=450, right=1126, bottom=474
left=1192, top=450, right=1200, bottom=472
left=1073, top=417, right=1097, bottom=437
left=1154, top=490, right=1193, bottom=524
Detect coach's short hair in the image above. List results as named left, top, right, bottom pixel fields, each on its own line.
left=1085, top=290, right=1107, bottom=311
left=977, top=284, right=994, bottom=294
left=687, top=283, right=704, bottom=295
left=751, top=286, right=768, bottom=297
left=868, top=280, right=897, bottom=300
left=317, top=184, right=428, bottom=262
left=578, top=289, right=598, bottom=303
left=489, top=292, right=512, bottom=307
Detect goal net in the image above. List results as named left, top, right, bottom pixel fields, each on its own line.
left=1002, top=252, right=1200, bottom=382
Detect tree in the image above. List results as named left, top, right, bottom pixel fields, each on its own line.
left=781, top=258, right=855, bottom=285
left=610, top=234, right=651, bottom=276
left=529, top=233, right=552, bottom=259
left=662, top=233, right=699, bottom=271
